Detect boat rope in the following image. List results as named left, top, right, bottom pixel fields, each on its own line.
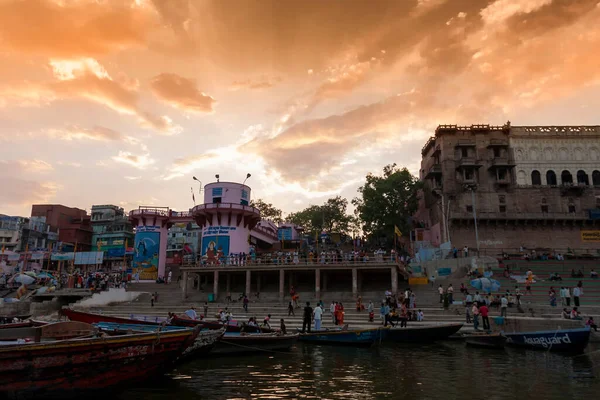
left=218, top=339, right=293, bottom=354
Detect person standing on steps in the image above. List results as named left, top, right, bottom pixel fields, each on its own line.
left=573, top=285, right=582, bottom=307
left=447, top=284, right=454, bottom=304
left=288, top=301, right=295, bottom=316
left=330, top=301, right=336, bottom=324
left=480, top=303, right=490, bottom=331
left=438, top=284, right=444, bottom=303
left=150, top=292, right=155, bottom=307
left=243, top=295, right=249, bottom=312
left=302, top=302, right=313, bottom=333
left=203, top=302, right=208, bottom=319
left=500, top=295, right=508, bottom=317
left=313, top=303, right=323, bottom=331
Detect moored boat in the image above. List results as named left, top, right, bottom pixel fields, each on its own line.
left=61, top=308, right=164, bottom=325
left=465, top=333, right=507, bottom=349
left=212, top=332, right=299, bottom=355
left=171, top=315, right=275, bottom=333
left=297, top=327, right=384, bottom=346
left=383, top=323, right=463, bottom=343
left=503, top=326, right=591, bottom=353
left=95, top=322, right=225, bottom=360
left=0, top=326, right=200, bottom=394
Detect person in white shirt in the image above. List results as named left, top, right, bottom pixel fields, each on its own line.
left=416, top=310, right=424, bottom=321
left=330, top=301, right=336, bottom=324
left=564, top=287, right=571, bottom=306
left=184, top=306, right=197, bottom=320
left=573, top=286, right=582, bottom=307
left=438, top=285, right=444, bottom=303
left=313, top=305, right=323, bottom=330
left=559, top=287, right=566, bottom=306
left=500, top=296, right=508, bottom=317
left=463, top=246, right=469, bottom=258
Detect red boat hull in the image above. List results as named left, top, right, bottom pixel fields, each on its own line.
left=0, top=327, right=199, bottom=394
left=61, top=308, right=161, bottom=326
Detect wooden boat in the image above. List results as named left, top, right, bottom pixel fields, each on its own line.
left=171, top=315, right=275, bottom=333
left=94, top=322, right=225, bottom=360
left=297, top=327, right=384, bottom=346
left=0, top=326, right=200, bottom=394
left=383, top=323, right=463, bottom=343
left=0, top=320, right=46, bottom=330
left=61, top=308, right=162, bottom=326
left=503, top=326, right=591, bottom=353
left=0, top=321, right=96, bottom=342
left=465, top=333, right=507, bottom=349
left=212, top=332, right=299, bottom=355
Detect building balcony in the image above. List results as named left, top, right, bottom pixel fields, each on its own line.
left=559, top=183, right=587, bottom=196
left=456, top=157, right=482, bottom=169
left=424, top=164, right=442, bottom=179
left=455, top=139, right=476, bottom=148
left=432, top=145, right=441, bottom=157
left=450, top=211, right=590, bottom=221
left=494, top=178, right=511, bottom=187
left=487, top=139, right=509, bottom=148
left=488, top=157, right=516, bottom=169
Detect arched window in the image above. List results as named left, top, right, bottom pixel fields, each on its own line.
left=546, top=170, right=557, bottom=186
left=561, top=170, right=573, bottom=185
left=531, top=170, right=541, bottom=185
left=593, top=170, right=600, bottom=186
left=577, top=170, right=589, bottom=185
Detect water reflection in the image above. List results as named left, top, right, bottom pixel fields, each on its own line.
left=109, top=343, right=599, bottom=400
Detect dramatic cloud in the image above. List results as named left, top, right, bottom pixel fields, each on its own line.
left=0, top=0, right=154, bottom=57
left=48, top=125, right=123, bottom=141
left=230, top=77, right=282, bottom=91
left=112, top=151, right=156, bottom=169
left=150, top=73, right=215, bottom=113
left=0, top=160, right=58, bottom=208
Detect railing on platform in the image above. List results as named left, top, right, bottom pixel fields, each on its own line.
left=180, top=255, right=403, bottom=269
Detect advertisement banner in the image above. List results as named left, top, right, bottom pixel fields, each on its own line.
left=581, top=230, right=600, bottom=242
left=74, top=251, right=104, bottom=265
left=51, top=253, right=74, bottom=261
left=133, top=226, right=160, bottom=279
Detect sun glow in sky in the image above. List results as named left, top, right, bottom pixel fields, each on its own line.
left=1, top=0, right=600, bottom=217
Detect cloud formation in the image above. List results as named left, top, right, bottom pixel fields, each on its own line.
left=150, top=73, right=216, bottom=113
left=112, top=151, right=156, bottom=170
left=0, top=160, right=58, bottom=208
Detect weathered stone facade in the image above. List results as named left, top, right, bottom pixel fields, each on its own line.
left=414, top=123, right=600, bottom=253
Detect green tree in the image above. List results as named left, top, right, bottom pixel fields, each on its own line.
left=287, top=196, right=351, bottom=238
left=249, top=199, right=283, bottom=223
left=353, top=164, right=421, bottom=248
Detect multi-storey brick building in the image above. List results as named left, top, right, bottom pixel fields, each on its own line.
left=414, top=123, right=600, bottom=253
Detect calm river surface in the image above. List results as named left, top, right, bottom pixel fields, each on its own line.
left=111, top=342, right=599, bottom=399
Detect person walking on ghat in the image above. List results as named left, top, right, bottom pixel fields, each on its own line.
left=573, top=285, right=582, bottom=307
left=302, top=302, right=313, bottom=333
left=438, top=285, right=444, bottom=303
left=500, top=295, right=508, bottom=317
left=288, top=301, right=295, bottom=316
left=479, top=303, right=490, bottom=331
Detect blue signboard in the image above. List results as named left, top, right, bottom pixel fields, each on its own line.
left=278, top=227, right=293, bottom=240
left=589, top=209, right=600, bottom=220
left=437, top=267, right=452, bottom=277
left=212, top=187, right=223, bottom=196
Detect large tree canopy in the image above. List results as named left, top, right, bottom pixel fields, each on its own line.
left=287, top=196, right=351, bottom=237
left=353, top=164, right=421, bottom=248
left=249, top=198, right=283, bottom=223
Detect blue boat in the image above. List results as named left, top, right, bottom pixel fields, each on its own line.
left=297, top=327, right=384, bottom=346
left=503, top=326, right=591, bottom=353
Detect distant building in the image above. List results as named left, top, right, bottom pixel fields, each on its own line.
left=166, top=222, right=202, bottom=265
left=31, top=204, right=93, bottom=251
left=414, top=123, right=600, bottom=253
left=90, top=205, right=134, bottom=269
left=0, top=215, right=26, bottom=252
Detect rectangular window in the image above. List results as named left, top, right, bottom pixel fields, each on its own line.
left=212, top=187, right=223, bottom=196
left=466, top=205, right=473, bottom=213
left=240, top=199, right=249, bottom=206
left=241, top=189, right=248, bottom=199
left=213, top=197, right=222, bottom=204
left=465, top=170, right=474, bottom=180
left=461, top=148, right=468, bottom=157
left=541, top=205, right=549, bottom=213
left=498, top=195, right=506, bottom=204
left=499, top=205, right=506, bottom=213
left=568, top=205, right=576, bottom=213
left=493, top=148, right=501, bottom=157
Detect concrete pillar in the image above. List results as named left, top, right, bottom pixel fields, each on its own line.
left=315, top=269, right=321, bottom=300
left=226, top=273, right=231, bottom=294
left=182, top=271, right=188, bottom=300
left=279, top=269, right=285, bottom=302
left=322, top=272, right=328, bottom=291
left=245, top=270, right=251, bottom=296
left=352, top=268, right=358, bottom=298
left=213, top=270, right=219, bottom=300
left=391, top=266, right=398, bottom=295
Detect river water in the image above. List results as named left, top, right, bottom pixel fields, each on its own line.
left=111, top=342, right=600, bottom=400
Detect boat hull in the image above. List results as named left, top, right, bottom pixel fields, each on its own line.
left=298, top=328, right=382, bottom=346
left=212, top=333, right=298, bottom=355
left=465, top=334, right=507, bottom=349
left=384, top=323, right=463, bottom=343
left=62, top=308, right=162, bottom=326
left=504, top=327, right=591, bottom=353
left=95, top=322, right=225, bottom=361
left=0, top=327, right=199, bottom=394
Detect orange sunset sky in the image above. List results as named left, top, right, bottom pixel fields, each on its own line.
left=1, top=0, right=599, bottom=217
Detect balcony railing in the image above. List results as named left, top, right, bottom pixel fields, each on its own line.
left=450, top=211, right=590, bottom=220
left=487, top=138, right=509, bottom=147
left=456, top=157, right=482, bottom=168
left=455, top=139, right=476, bottom=147
left=489, top=156, right=516, bottom=168
left=425, top=164, right=442, bottom=178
